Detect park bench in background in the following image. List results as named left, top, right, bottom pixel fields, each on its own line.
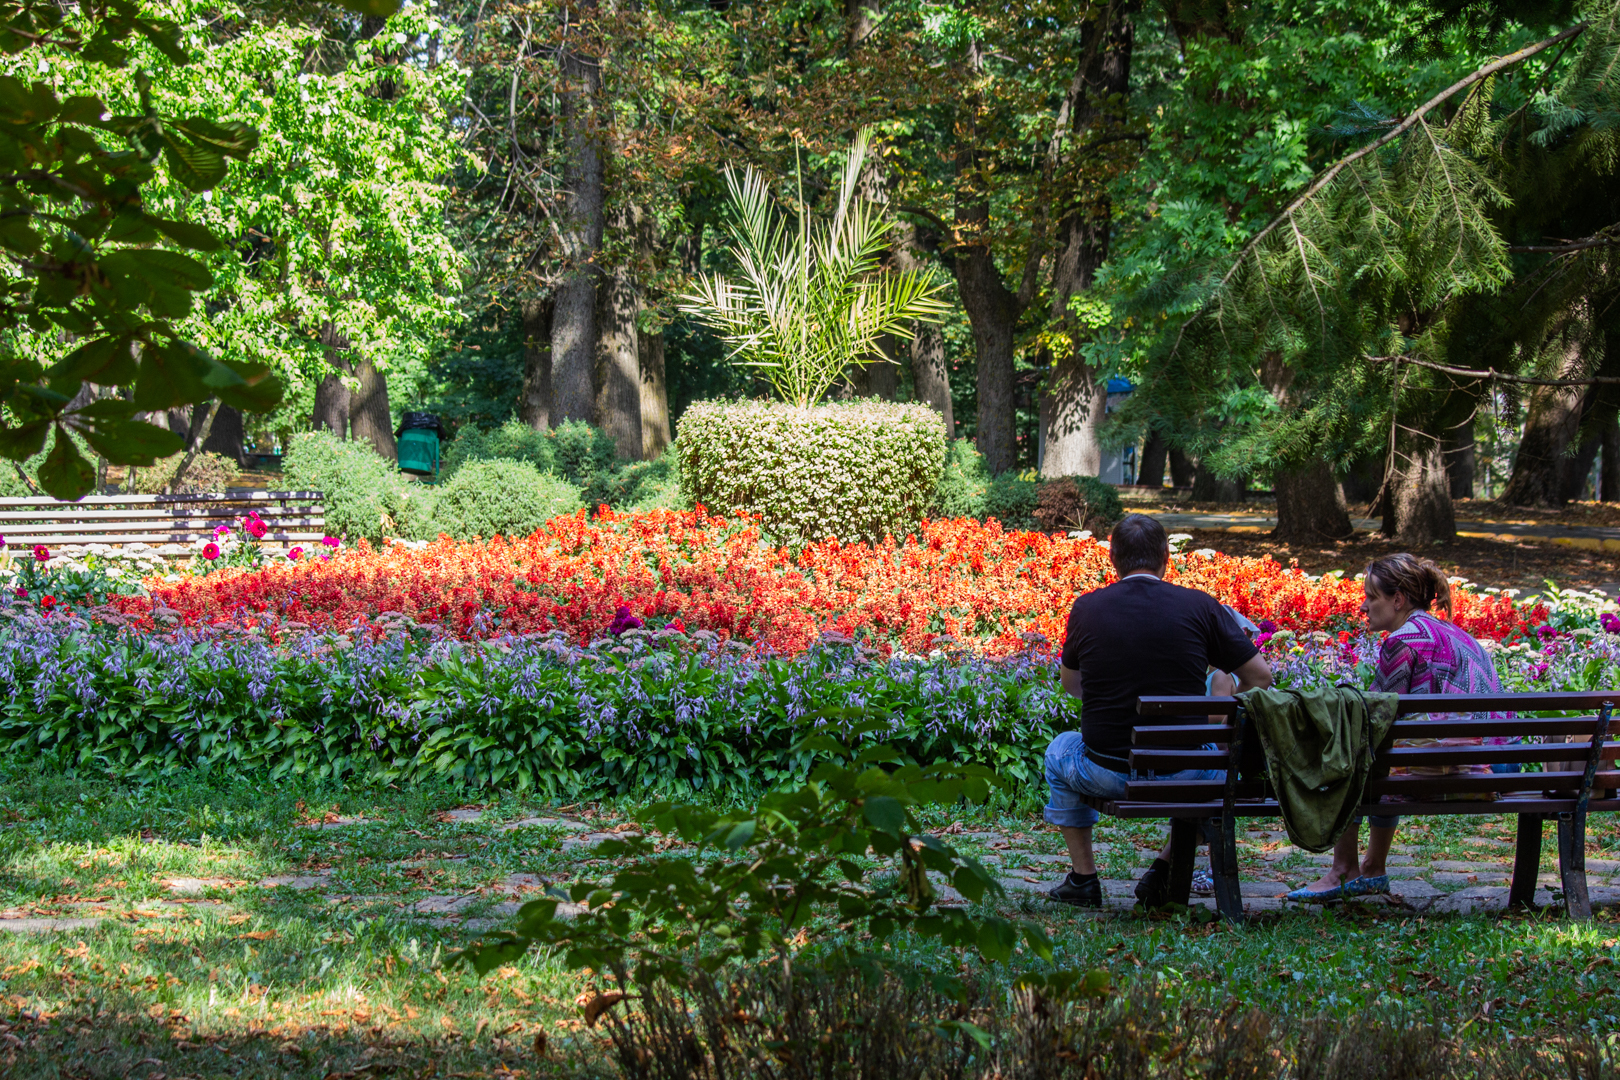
left=0, top=491, right=326, bottom=557
left=1087, top=691, right=1618, bottom=923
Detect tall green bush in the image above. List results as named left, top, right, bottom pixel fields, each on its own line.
left=430, top=458, right=583, bottom=540
left=441, top=418, right=621, bottom=506
left=933, top=439, right=991, bottom=519
left=677, top=399, right=946, bottom=544
left=283, top=431, right=402, bottom=544
left=440, top=419, right=557, bottom=478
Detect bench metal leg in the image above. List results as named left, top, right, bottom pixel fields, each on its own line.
left=1168, top=817, right=1197, bottom=908
left=1209, top=813, right=1244, bottom=925
left=1557, top=812, right=1592, bottom=919
left=1508, top=813, right=1542, bottom=910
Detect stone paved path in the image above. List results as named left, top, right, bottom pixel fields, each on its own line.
left=1138, top=508, right=1620, bottom=556
left=6, top=809, right=1615, bottom=934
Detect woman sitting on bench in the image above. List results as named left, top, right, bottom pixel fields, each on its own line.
left=1286, top=553, right=1507, bottom=903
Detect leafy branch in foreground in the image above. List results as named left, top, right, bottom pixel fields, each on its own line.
left=0, top=0, right=395, bottom=497
left=455, top=735, right=1054, bottom=998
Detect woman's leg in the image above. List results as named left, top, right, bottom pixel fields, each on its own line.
left=1361, top=820, right=1398, bottom=877
left=1302, top=823, right=1363, bottom=892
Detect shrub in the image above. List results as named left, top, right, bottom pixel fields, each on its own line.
left=429, top=458, right=583, bottom=540
left=1033, top=475, right=1125, bottom=534
left=603, top=448, right=686, bottom=511
left=983, top=472, right=1040, bottom=530
left=283, top=431, right=400, bottom=544
left=677, top=398, right=946, bottom=544
left=932, top=439, right=991, bottom=518
left=125, top=451, right=237, bottom=495
left=440, top=419, right=556, bottom=479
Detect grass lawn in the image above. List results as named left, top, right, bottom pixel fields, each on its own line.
left=2, top=766, right=1619, bottom=1078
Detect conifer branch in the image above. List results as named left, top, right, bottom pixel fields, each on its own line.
left=1209, top=21, right=1590, bottom=300
left=1367, top=354, right=1620, bottom=386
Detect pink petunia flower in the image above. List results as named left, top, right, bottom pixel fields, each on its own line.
left=321, top=536, right=341, bottom=548
left=288, top=547, right=304, bottom=561
left=203, top=542, right=221, bottom=561
left=32, top=545, right=47, bottom=562
left=215, top=524, right=232, bottom=538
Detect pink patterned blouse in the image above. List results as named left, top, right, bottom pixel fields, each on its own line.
left=1372, top=610, right=1508, bottom=783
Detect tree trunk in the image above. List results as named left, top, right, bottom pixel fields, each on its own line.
left=1273, top=460, right=1353, bottom=541
left=550, top=2, right=604, bottom=426
left=1039, top=2, right=1135, bottom=479
left=953, top=233, right=1019, bottom=473
left=1381, top=430, right=1455, bottom=544
left=639, top=322, right=670, bottom=457
left=350, top=358, right=396, bottom=461
left=1191, top=466, right=1245, bottom=502
left=168, top=400, right=221, bottom=494
left=200, top=404, right=246, bottom=465
left=595, top=205, right=642, bottom=459
left=892, top=219, right=953, bottom=435
left=1562, top=434, right=1600, bottom=502
left=1041, top=362, right=1108, bottom=476
left=1500, top=335, right=1585, bottom=507
left=1138, top=430, right=1167, bottom=488
left=952, top=41, right=1021, bottom=475
left=313, top=321, right=351, bottom=437
left=867, top=335, right=898, bottom=399
left=1603, top=416, right=1620, bottom=502
left=1340, top=453, right=1385, bottom=507
left=1443, top=417, right=1475, bottom=498
left=1169, top=448, right=1194, bottom=488
left=1259, top=353, right=1353, bottom=540
left=519, top=298, right=554, bottom=430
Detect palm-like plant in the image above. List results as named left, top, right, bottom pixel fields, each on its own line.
left=677, top=130, right=949, bottom=408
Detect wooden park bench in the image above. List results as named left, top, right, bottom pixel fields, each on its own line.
left=1085, top=691, right=1618, bottom=923
left=0, top=491, right=326, bottom=557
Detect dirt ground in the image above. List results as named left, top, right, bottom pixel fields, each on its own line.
left=1186, top=529, right=1616, bottom=593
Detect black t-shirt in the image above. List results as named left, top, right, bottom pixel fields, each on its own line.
left=1060, top=575, right=1259, bottom=759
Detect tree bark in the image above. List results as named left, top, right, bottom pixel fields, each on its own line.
left=1169, top=448, right=1194, bottom=488
left=1260, top=353, right=1353, bottom=541
left=519, top=297, right=554, bottom=430
left=866, top=335, right=898, bottom=400
left=200, top=404, right=246, bottom=465
left=892, top=219, right=953, bottom=435
left=1562, top=434, right=1600, bottom=502
left=1603, top=416, right=1620, bottom=502
left=1191, top=464, right=1245, bottom=502
left=168, top=400, right=221, bottom=494
left=1138, top=430, right=1167, bottom=488
left=313, top=321, right=351, bottom=437
left=639, top=321, right=670, bottom=457
left=350, top=358, right=396, bottom=461
left=1500, top=333, right=1586, bottom=507
left=595, top=208, right=643, bottom=460
left=1381, top=430, right=1455, bottom=544
left=1443, top=417, right=1475, bottom=498
left=1039, top=2, right=1135, bottom=479
left=550, top=1, right=604, bottom=426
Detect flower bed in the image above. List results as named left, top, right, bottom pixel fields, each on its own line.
left=103, top=510, right=1540, bottom=655
left=0, top=601, right=1611, bottom=795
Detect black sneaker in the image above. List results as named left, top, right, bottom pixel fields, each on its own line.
left=1135, top=858, right=1172, bottom=909
left=1048, top=872, right=1102, bottom=908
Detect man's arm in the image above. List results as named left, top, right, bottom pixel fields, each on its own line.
left=1232, top=653, right=1273, bottom=693
left=1060, top=663, right=1083, bottom=700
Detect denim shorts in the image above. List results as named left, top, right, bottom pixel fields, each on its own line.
left=1043, top=730, right=1223, bottom=829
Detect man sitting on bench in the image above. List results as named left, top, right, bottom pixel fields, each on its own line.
left=1045, top=514, right=1274, bottom=908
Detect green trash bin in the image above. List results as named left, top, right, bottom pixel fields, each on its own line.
left=395, top=412, right=444, bottom=477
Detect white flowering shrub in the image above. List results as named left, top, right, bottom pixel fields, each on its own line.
left=677, top=399, right=947, bottom=544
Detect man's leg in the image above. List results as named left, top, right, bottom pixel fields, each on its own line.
left=1060, top=825, right=1097, bottom=876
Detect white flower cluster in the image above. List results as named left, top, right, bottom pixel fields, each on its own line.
left=676, top=399, right=948, bottom=545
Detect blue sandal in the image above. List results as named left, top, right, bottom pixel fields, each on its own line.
left=1343, top=875, right=1390, bottom=898
left=1285, top=883, right=1345, bottom=904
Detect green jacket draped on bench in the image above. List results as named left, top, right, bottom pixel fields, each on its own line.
left=1243, top=686, right=1399, bottom=852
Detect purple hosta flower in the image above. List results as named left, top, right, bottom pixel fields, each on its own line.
left=608, top=605, right=643, bottom=636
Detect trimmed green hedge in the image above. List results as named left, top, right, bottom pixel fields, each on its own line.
left=678, top=399, right=947, bottom=544
left=430, top=458, right=584, bottom=540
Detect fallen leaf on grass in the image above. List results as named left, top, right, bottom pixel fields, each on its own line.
left=575, top=990, right=629, bottom=1027
left=236, top=930, right=277, bottom=941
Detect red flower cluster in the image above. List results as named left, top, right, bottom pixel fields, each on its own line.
left=106, top=511, right=1541, bottom=655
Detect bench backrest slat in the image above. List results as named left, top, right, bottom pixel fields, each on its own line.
left=1139, top=691, right=1620, bottom=716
